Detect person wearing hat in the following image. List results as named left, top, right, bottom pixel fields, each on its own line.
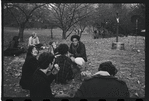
left=28, top=32, right=43, bottom=50
left=74, top=61, right=130, bottom=97
left=30, top=52, right=60, bottom=98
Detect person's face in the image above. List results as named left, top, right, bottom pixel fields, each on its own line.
left=32, top=47, right=38, bottom=56
left=72, top=38, right=79, bottom=46
left=52, top=42, right=57, bottom=49
left=48, top=62, right=53, bottom=71
left=32, top=33, right=37, bottom=38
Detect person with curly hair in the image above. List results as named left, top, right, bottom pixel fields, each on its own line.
left=69, top=35, right=87, bottom=79
left=69, top=35, right=87, bottom=62
left=54, top=43, right=74, bottom=84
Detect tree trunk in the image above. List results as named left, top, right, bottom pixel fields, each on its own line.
left=18, top=23, right=25, bottom=42
left=62, top=29, right=67, bottom=39
left=50, top=28, right=53, bottom=39
left=79, top=31, right=83, bottom=38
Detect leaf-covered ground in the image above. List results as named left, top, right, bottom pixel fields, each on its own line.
left=3, top=27, right=145, bottom=98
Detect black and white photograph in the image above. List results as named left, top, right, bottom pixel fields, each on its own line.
left=2, top=2, right=145, bottom=99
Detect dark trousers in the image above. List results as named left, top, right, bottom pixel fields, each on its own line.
left=71, top=62, right=81, bottom=80
left=3, top=48, right=26, bottom=56
left=35, top=43, right=43, bottom=50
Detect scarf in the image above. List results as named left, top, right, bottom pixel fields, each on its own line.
left=92, top=71, right=110, bottom=76
left=72, top=43, right=79, bottom=54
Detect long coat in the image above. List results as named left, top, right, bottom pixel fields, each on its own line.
left=20, top=56, right=39, bottom=90
left=30, top=69, right=55, bottom=98
left=69, top=41, right=87, bottom=62
left=74, top=74, right=130, bottom=98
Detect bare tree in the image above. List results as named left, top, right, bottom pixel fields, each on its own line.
left=4, top=3, right=46, bottom=41
left=48, top=3, right=93, bottom=39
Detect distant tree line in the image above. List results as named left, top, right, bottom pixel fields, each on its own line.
left=3, top=3, right=145, bottom=41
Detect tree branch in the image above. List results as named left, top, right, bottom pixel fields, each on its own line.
left=28, top=3, right=46, bottom=16
left=66, top=27, right=75, bottom=39
left=8, top=4, right=28, bottom=17
left=49, top=4, right=64, bottom=28
left=6, top=5, right=20, bottom=26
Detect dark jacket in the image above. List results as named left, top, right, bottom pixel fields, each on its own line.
left=55, top=55, right=74, bottom=84
left=74, top=74, right=130, bottom=98
left=30, top=69, right=56, bottom=98
left=69, top=41, right=87, bottom=62
left=20, top=55, right=39, bottom=90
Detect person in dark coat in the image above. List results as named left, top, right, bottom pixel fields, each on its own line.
left=19, top=46, right=39, bottom=90
left=69, top=35, right=87, bottom=79
left=55, top=44, right=74, bottom=84
left=4, top=36, right=26, bottom=56
left=74, top=61, right=130, bottom=98
left=30, top=52, right=60, bottom=98
left=69, top=35, right=87, bottom=62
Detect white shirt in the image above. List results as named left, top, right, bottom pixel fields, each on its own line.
left=28, top=36, right=40, bottom=46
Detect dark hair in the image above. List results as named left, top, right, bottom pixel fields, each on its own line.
left=27, top=46, right=36, bottom=56
left=38, top=52, right=54, bottom=69
left=71, top=35, right=80, bottom=41
left=49, top=41, right=55, bottom=45
left=58, top=44, right=69, bottom=55
left=98, top=61, right=118, bottom=76
left=94, top=30, right=97, bottom=33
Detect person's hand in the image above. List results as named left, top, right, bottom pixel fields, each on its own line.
left=70, top=57, right=75, bottom=62
left=46, top=71, right=52, bottom=76
left=81, top=71, right=92, bottom=80
left=52, top=64, right=60, bottom=75
left=55, top=91, right=70, bottom=97
left=30, top=44, right=35, bottom=47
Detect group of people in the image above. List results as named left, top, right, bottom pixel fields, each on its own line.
left=3, top=32, right=43, bottom=56
left=4, top=32, right=130, bottom=98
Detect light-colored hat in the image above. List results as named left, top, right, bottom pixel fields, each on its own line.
left=75, top=57, right=85, bottom=66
